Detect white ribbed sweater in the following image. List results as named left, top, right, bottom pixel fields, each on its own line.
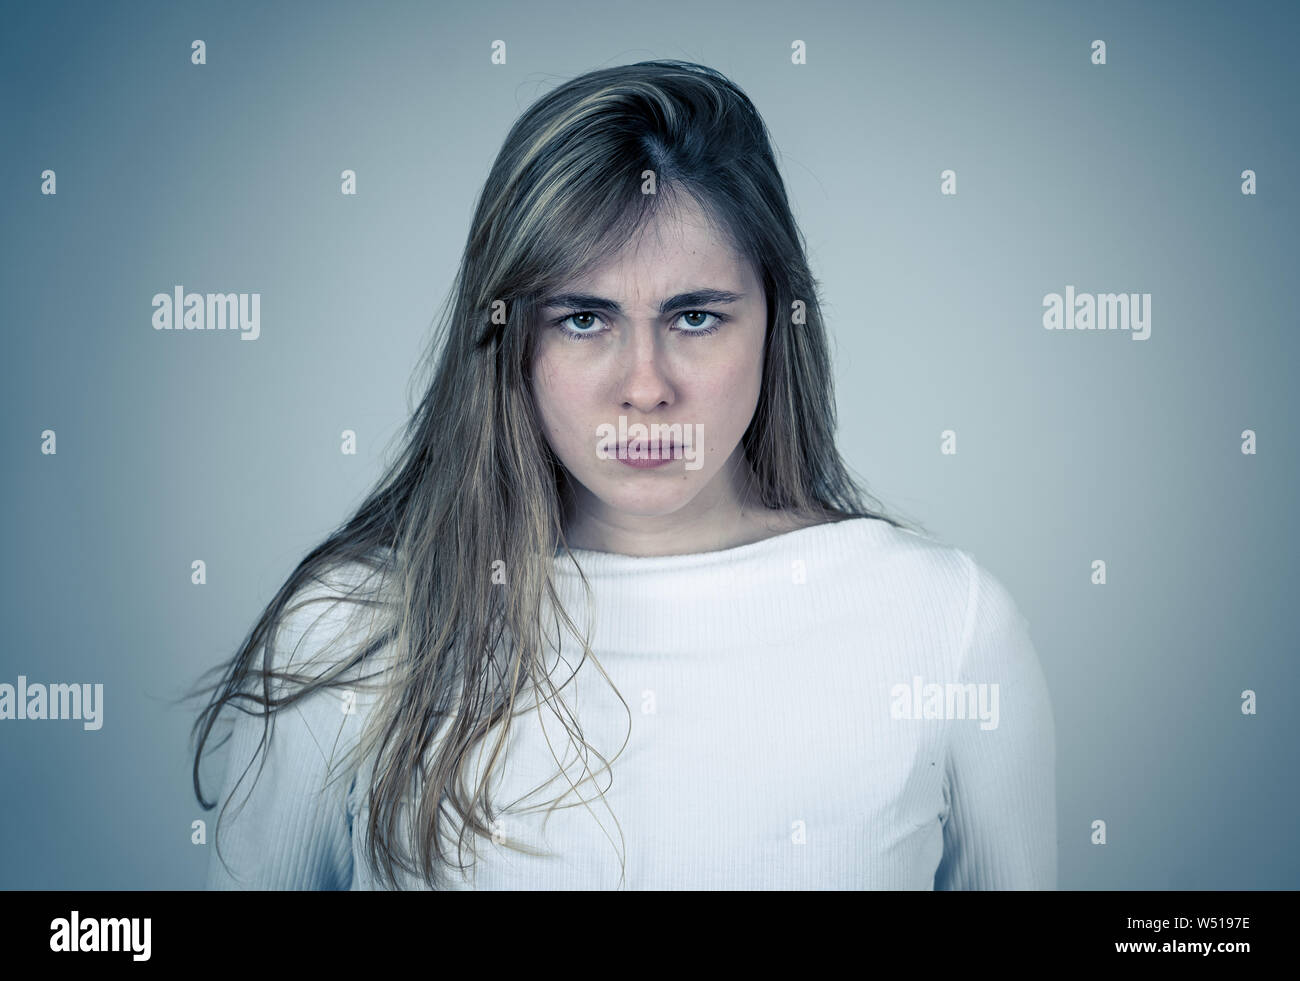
left=205, top=517, right=1056, bottom=890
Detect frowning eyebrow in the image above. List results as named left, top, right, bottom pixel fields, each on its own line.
left=539, top=289, right=744, bottom=316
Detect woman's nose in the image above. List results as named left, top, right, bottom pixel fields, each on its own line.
left=618, top=328, right=675, bottom=411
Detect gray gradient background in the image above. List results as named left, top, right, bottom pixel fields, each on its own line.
left=2, top=0, right=1296, bottom=889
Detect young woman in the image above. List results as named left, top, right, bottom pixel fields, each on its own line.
left=191, top=59, right=1056, bottom=891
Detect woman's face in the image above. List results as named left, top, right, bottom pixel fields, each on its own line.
left=530, top=194, right=768, bottom=549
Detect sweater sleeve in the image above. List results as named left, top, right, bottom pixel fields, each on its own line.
left=933, top=554, right=1057, bottom=890
left=205, top=590, right=366, bottom=891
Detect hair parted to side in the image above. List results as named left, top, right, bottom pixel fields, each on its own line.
left=187, top=58, right=920, bottom=890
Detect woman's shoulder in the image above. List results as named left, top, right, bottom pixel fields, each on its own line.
left=795, top=514, right=1030, bottom=641
left=774, top=511, right=964, bottom=570
left=267, top=559, right=397, bottom=684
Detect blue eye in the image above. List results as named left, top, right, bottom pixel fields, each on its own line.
left=553, top=312, right=606, bottom=340
left=674, top=311, right=724, bottom=335
left=549, top=311, right=727, bottom=342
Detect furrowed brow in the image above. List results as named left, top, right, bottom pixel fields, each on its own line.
left=538, top=289, right=744, bottom=315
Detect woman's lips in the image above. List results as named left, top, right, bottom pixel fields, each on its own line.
left=617, top=442, right=677, bottom=468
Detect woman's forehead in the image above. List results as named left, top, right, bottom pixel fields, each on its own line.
left=553, top=206, right=754, bottom=297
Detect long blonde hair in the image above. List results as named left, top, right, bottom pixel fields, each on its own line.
left=189, top=59, right=916, bottom=889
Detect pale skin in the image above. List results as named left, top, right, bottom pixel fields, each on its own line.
left=530, top=193, right=821, bottom=557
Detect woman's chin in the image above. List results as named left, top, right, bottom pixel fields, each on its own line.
left=588, top=481, right=701, bottom=519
